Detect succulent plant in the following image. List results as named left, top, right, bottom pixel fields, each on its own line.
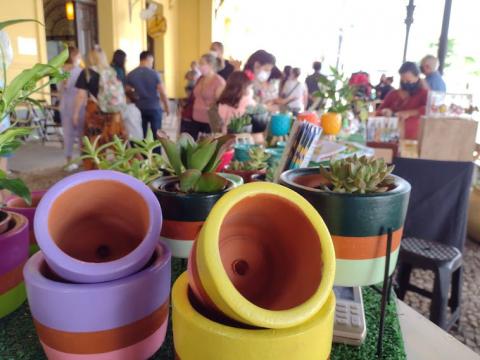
left=78, top=129, right=164, bottom=184
left=319, top=155, right=395, bottom=194
left=160, top=133, right=235, bottom=193
left=229, top=147, right=270, bottom=171
left=227, top=114, right=252, bottom=134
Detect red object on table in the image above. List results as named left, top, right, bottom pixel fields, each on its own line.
left=216, top=149, right=234, bottom=172
left=297, top=112, right=321, bottom=126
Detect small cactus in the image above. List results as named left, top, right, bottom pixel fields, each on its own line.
left=230, top=147, right=270, bottom=171
left=319, top=155, right=395, bottom=194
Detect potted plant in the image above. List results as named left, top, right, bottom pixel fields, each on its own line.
left=173, top=272, right=334, bottom=360
left=0, top=19, right=68, bottom=318
left=187, top=182, right=335, bottom=329
left=77, top=129, right=164, bottom=184
left=24, top=242, right=171, bottom=359
left=280, top=155, right=411, bottom=286
left=227, top=114, right=252, bottom=134
left=225, top=146, right=270, bottom=183
left=314, top=67, right=354, bottom=136
left=152, top=133, right=236, bottom=259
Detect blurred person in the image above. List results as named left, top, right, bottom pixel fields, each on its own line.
left=217, top=71, right=254, bottom=133
left=122, top=88, right=143, bottom=141
left=280, top=65, right=292, bottom=94
left=73, top=45, right=127, bottom=169
left=420, top=54, right=446, bottom=92
left=111, top=49, right=127, bottom=85
left=210, top=41, right=235, bottom=81
left=58, top=46, right=84, bottom=171
left=377, top=61, right=428, bottom=139
left=185, top=60, right=201, bottom=96
left=275, top=67, right=305, bottom=115
left=243, top=50, right=276, bottom=106
left=126, top=51, right=169, bottom=138
left=377, top=76, right=394, bottom=100
left=190, top=53, right=226, bottom=138
left=305, top=61, right=322, bottom=108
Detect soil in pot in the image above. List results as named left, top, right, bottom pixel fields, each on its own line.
left=48, top=180, right=149, bottom=263
left=0, top=211, right=12, bottom=234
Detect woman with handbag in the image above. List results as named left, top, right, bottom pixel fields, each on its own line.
left=274, top=67, right=306, bottom=115
left=72, top=45, right=127, bottom=170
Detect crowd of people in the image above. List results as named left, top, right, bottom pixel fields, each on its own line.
left=57, top=41, right=447, bottom=170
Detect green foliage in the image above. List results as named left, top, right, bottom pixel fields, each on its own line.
left=227, top=114, right=251, bottom=133
left=245, top=104, right=268, bottom=115
left=313, top=66, right=354, bottom=116
left=319, top=155, right=395, bottom=194
left=159, top=133, right=235, bottom=193
left=229, top=146, right=270, bottom=171
left=78, top=129, right=164, bottom=184
left=0, top=19, right=69, bottom=205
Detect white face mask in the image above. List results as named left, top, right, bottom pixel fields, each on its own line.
left=256, top=70, right=270, bottom=83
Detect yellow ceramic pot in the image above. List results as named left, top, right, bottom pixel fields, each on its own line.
left=321, top=112, right=342, bottom=135
left=468, top=187, right=480, bottom=242
left=174, top=273, right=334, bottom=360
left=191, top=182, right=335, bottom=329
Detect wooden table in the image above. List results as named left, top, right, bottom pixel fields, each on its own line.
left=397, top=300, right=480, bottom=359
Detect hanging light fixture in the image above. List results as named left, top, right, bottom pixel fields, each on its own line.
left=65, top=1, right=75, bottom=21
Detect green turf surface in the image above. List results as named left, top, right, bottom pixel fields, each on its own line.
left=0, top=258, right=405, bottom=359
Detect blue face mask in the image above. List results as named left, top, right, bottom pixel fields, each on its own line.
left=400, top=80, right=420, bottom=94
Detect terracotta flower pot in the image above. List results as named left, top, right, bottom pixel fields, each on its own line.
left=0, top=212, right=29, bottom=319
left=189, top=182, right=335, bottom=329
left=34, top=170, right=162, bottom=283
left=174, top=273, right=334, bottom=360
left=280, top=167, right=411, bottom=286
left=224, top=167, right=267, bottom=183
left=321, top=112, right=342, bottom=135
left=297, top=112, right=321, bottom=126
left=24, top=242, right=171, bottom=360
left=5, top=190, right=46, bottom=255
left=152, top=176, right=234, bottom=259
left=468, top=187, right=480, bottom=243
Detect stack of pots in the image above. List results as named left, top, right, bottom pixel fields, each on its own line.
left=173, top=182, right=336, bottom=360
left=5, top=190, right=47, bottom=255
left=23, top=170, right=171, bottom=360
left=0, top=210, right=29, bottom=319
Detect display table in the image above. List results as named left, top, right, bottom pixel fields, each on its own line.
left=398, top=300, right=480, bottom=359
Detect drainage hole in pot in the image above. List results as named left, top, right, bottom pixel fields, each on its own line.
left=232, top=259, right=249, bottom=276
left=96, top=245, right=111, bottom=259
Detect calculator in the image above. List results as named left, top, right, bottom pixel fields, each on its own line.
left=332, top=286, right=367, bottom=346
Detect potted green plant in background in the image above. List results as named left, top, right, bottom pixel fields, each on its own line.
left=225, top=146, right=270, bottom=183
left=280, top=155, right=411, bottom=287
left=152, top=133, right=239, bottom=259
left=246, top=104, right=269, bottom=133
left=227, top=114, right=252, bottom=134
left=0, top=18, right=68, bottom=318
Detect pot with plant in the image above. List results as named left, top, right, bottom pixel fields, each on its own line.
left=0, top=19, right=69, bottom=318
left=280, top=155, right=411, bottom=286
left=152, top=133, right=236, bottom=259
left=314, top=67, right=354, bottom=137
left=246, top=104, right=269, bottom=133
left=225, top=146, right=270, bottom=183
left=227, top=114, right=252, bottom=134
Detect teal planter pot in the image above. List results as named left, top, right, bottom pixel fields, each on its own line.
left=270, top=114, right=292, bottom=136
left=234, top=144, right=256, bottom=162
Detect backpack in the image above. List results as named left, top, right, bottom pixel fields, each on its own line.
left=96, top=67, right=126, bottom=113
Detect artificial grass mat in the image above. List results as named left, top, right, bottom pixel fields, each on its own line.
left=0, top=259, right=405, bottom=359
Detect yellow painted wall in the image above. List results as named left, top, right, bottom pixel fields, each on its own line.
left=97, top=0, right=147, bottom=72
left=0, top=0, right=48, bottom=86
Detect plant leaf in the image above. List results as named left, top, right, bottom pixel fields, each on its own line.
left=193, top=173, right=228, bottom=193
left=204, top=134, right=235, bottom=172
left=0, top=172, right=31, bottom=205
left=0, top=19, right=42, bottom=31
left=159, top=137, right=183, bottom=175
left=187, top=140, right=217, bottom=171
left=179, top=169, right=201, bottom=192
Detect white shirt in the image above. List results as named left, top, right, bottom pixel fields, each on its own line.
left=122, top=103, right=143, bottom=140
left=281, top=79, right=305, bottom=112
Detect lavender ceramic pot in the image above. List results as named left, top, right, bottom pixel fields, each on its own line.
left=34, top=170, right=162, bottom=283
left=5, top=190, right=46, bottom=255
left=24, top=242, right=171, bottom=359
left=0, top=212, right=29, bottom=318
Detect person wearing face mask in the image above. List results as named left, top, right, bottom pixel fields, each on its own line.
left=243, top=50, right=277, bottom=107
left=377, top=61, right=428, bottom=140
left=58, top=46, right=84, bottom=171
left=420, top=54, right=446, bottom=92
left=190, top=53, right=226, bottom=138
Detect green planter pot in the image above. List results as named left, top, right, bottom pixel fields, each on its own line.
left=280, top=167, right=411, bottom=286
left=151, top=176, right=235, bottom=259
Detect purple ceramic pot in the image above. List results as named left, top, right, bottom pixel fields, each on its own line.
left=0, top=212, right=29, bottom=318
left=34, top=170, right=162, bottom=283
left=5, top=190, right=46, bottom=255
left=24, top=243, right=171, bottom=358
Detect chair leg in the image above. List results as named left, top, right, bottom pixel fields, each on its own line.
left=396, top=262, right=412, bottom=300
left=430, top=266, right=451, bottom=330
left=448, top=266, right=463, bottom=328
